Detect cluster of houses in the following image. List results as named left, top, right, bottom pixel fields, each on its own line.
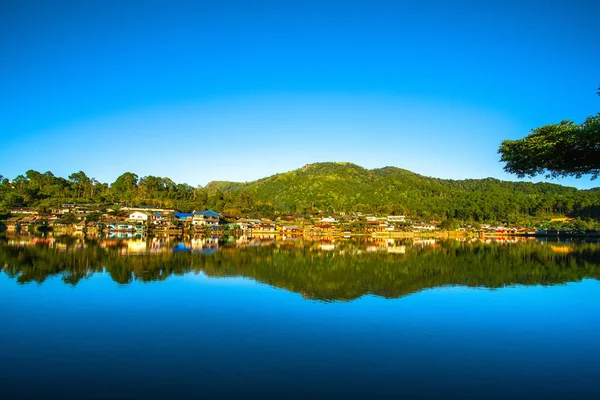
left=2, top=205, right=434, bottom=236
left=1, top=205, right=224, bottom=235
left=4, top=205, right=595, bottom=237
left=13, top=205, right=587, bottom=237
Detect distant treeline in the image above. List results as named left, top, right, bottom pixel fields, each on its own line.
left=1, top=162, right=600, bottom=222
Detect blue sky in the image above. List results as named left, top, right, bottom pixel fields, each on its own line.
left=1, top=0, right=598, bottom=188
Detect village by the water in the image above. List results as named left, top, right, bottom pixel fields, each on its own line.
left=2, top=203, right=598, bottom=242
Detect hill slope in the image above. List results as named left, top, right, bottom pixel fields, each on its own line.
left=2, top=162, right=598, bottom=222
left=207, top=162, right=600, bottom=220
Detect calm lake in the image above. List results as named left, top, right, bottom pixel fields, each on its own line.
left=1, top=234, right=600, bottom=399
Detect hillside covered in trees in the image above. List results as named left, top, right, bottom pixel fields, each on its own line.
left=1, top=162, right=599, bottom=223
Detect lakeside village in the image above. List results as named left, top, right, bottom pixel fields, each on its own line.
left=1, top=204, right=599, bottom=239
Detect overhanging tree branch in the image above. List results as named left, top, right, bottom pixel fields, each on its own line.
left=499, top=87, right=600, bottom=180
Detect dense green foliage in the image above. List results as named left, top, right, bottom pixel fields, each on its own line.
left=1, top=237, right=599, bottom=301
left=499, top=87, right=599, bottom=180
left=0, top=170, right=208, bottom=212
left=499, top=113, right=600, bottom=180
left=221, top=162, right=600, bottom=222
left=1, top=163, right=600, bottom=222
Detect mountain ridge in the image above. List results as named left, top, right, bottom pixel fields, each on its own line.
left=206, top=162, right=581, bottom=189
left=202, top=162, right=600, bottom=219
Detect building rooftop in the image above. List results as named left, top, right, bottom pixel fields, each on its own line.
left=193, top=210, right=221, bottom=218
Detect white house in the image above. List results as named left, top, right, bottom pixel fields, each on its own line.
left=387, top=215, right=406, bottom=222
left=413, top=223, right=436, bottom=231
left=129, top=211, right=149, bottom=222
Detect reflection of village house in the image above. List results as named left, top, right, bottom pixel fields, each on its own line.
left=75, top=220, right=87, bottom=231
left=6, top=217, right=21, bottom=231
left=319, top=243, right=336, bottom=251
left=127, top=240, right=148, bottom=254
left=18, top=217, right=36, bottom=231
left=386, top=242, right=406, bottom=254
left=365, top=225, right=387, bottom=233
left=72, top=220, right=102, bottom=233
left=413, top=239, right=436, bottom=247
left=86, top=221, right=101, bottom=233
left=191, top=237, right=219, bottom=254
left=252, top=222, right=276, bottom=232
left=235, top=235, right=251, bottom=245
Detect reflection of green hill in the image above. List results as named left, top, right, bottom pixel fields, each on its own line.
left=202, top=243, right=600, bottom=300
left=1, top=239, right=599, bottom=301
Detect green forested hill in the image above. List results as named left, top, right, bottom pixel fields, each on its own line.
left=209, top=162, right=600, bottom=221
left=1, top=162, right=599, bottom=222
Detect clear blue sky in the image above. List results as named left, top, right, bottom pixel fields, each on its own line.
left=1, top=0, right=598, bottom=188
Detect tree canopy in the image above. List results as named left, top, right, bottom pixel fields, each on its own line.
left=499, top=88, right=600, bottom=180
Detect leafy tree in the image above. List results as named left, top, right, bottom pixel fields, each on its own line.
left=60, top=212, right=77, bottom=224
left=499, top=114, right=600, bottom=179
left=68, top=171, right=92, bottom=199
left=499, top=88, right=599, bottom=180
left=111, top=172, right=138, bottom=203
left=85, top=211, right=102, bottom=222
left=12, top=175, right=28, bottom=190
left=108, top=205, right=127, bottom=217
left=2, top=193, right=25, bottom=207
left=440, top=218, right=459, bottom=230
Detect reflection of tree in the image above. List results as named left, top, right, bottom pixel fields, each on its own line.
left=1, top=239, right=600, bottom=301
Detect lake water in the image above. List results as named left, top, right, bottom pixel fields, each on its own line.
left=1, top=234, right=600, bottom=399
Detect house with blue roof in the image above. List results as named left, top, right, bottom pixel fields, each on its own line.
left=192, top=210, right=221, bottom=226
left=173, top=211, right=194, bottom=222
left=151, top=212, right=163, bottom=225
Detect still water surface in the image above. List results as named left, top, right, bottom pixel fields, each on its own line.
left=1, top=234, right=600, bottom=399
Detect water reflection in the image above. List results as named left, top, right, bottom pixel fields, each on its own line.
left=1, top=232, right=599, bottom=300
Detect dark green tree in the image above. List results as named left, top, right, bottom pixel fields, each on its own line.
left=111, top=172, right=139, bottom=203
left=85, top=211, right=102, bottom=222
left=499, top=88, right=600, bottom=180
left=68, top=171, right=92, bottom=199
left=60, top=212, right=77, bottom=224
